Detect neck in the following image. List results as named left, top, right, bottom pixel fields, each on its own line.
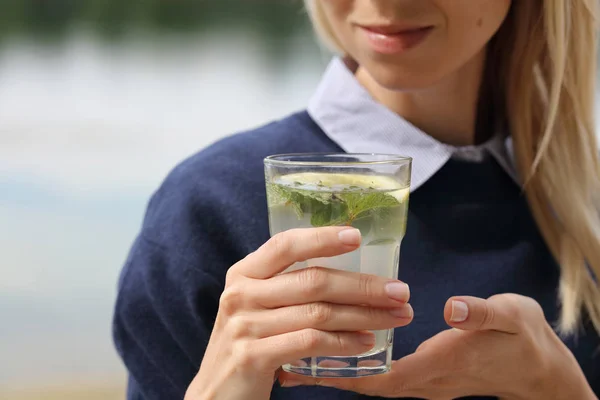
left=355, top=50, right=487, bottom=147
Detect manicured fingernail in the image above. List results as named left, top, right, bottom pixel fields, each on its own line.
left=358, top=331, right=375, bottom=346
left=281, top=380, right=303, bottom=387
left=389, top=304, right=413, bottom=318
left=338, top=228, right=361, bottom=245
left=451, top=300, right=469, bottom=322
left=385, top=282, right=410, bottom=302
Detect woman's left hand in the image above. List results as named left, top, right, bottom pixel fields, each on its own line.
left=280, top=294, right=596, bottom=400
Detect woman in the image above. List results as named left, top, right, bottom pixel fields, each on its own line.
left=113, top=1, right=600, bottom=399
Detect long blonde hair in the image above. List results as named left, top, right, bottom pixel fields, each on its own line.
left=305, top=0, right=600, bottom=336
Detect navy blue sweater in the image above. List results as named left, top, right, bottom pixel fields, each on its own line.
left=113, top=111, right=599, bottom=400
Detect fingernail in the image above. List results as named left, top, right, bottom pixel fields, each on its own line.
left=389, top=304, right=413, bottom=318
left=385, top=281, right=410, bottom=302
left=281, top=380, right=303, bottom=387
left=338, top=228, right=361, bottom=245
left=451, top=300, right=469, bottom=322
left=358, top=331, right=375, bottom=346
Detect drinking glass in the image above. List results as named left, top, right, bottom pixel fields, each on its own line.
left=264, top=153, right=412, bottom=377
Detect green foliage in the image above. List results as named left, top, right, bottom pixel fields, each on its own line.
left=0, top=0, right=310, bottom=44
left=266, top=183, right=402, bottom=228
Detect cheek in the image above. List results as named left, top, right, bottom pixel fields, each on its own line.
left=442, top=0, right=511, bottom=54
left=319, top=0, right=354, bottom=26
left=319, top=0, right=356, bottom=46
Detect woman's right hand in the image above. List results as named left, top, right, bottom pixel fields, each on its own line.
left=185, top=226, right=413, bottom=400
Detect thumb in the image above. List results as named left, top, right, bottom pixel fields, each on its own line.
left=444, top=295, right=527, bottom=334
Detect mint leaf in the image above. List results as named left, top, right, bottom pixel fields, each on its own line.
left=266, top=183, right=290, bottom=205
left=310, top=201, right=349, bottom=227
left=267, top=182, right=403, bottom=228
left=337, top=191, right=400, bottom=221
left=266, top=183, right=302, bottom=218
left=354, top=192, right=400, bottom=211
left=267, top=182, right=334, bottom=220
left=301, top=190, right=332, bottom=205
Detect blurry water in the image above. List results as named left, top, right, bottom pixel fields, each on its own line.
left=0, top=30, right=325, bottom=388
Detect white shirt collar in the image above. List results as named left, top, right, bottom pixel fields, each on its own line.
left=307, top=57, right=519, bottom=191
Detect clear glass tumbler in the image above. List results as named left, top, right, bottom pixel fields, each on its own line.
left=264, top=153, right=412, bottom=377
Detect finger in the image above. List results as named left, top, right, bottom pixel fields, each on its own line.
left=234, top=227, right=362, bottom=279
left=237, top=302, right=413, bottom=338
left=279, top=351, right=437, bottom=394
left=247, top=329, right=377, bottom=371
left=444, top=294, right=538, bottom=334
left=251, top=267, right=410, bottom=308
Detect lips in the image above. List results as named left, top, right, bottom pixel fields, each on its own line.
left=362, top=25, right=430, bottom=35
left=358, top=24, right=434, bottom=54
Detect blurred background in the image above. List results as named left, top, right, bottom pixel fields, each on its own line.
left=3, top=2, right=600, bottom=400
left=0, top=1, right=328, bottom=398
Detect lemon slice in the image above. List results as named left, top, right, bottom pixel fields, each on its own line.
left=277, top=172, right=410, bottom=202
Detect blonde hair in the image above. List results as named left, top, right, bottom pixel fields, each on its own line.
left=305, top=0, right=600, bottom=336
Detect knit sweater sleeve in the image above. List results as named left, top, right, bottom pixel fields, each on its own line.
left=112, top=152, right=252, bottom=399
left=111, top=113, right=339, bottom=399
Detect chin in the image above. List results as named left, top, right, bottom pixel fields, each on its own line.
left=360, top=58, right=447, bottom=92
